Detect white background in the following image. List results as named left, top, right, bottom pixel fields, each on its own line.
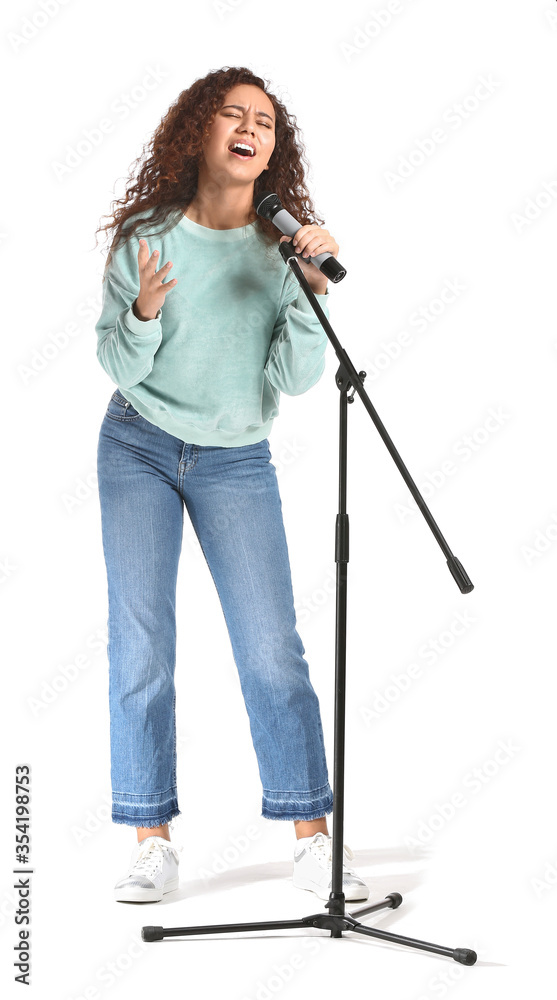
left=2, top=0, right=556, bottom=996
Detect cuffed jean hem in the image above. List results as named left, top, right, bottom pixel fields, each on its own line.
left=111, top=789, right=181, bottom=828
left=261, top=783, right=334, bottom=821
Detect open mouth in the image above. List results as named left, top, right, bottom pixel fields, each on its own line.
left=228, top=142, right=256, bottom=159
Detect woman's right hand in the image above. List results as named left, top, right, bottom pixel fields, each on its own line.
left=133, top=239, right=178, bottom=321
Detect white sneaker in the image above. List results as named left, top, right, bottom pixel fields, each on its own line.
left=114, top=836, right=182, bottom=903
left=293, top=832, right=369, bottom=901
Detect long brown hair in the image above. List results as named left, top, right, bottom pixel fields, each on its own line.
left=94, top=66, right=325, bottom=276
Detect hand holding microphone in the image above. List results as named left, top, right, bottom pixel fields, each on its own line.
left=278, top=226, right=337, bottom=293
left=254, top=191, right=347, bottom=284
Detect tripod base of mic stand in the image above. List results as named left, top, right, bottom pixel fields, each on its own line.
left=141, top=890, right=477, bottom=965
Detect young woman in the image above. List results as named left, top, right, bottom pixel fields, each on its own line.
left=95, top=66, right=368, bottom=904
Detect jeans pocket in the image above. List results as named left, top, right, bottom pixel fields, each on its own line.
left=105, top=389, right=142, bottom=421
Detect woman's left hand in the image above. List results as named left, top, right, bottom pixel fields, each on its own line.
left=279, top=225, right=339, bottom=293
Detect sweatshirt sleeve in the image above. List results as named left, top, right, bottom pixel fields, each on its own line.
left=95, top=233, right=163, bottom=391
left=263, top=274, right=330, bottom=396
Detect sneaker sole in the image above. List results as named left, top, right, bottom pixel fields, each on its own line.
left=114, top=876, right=180, bottom=903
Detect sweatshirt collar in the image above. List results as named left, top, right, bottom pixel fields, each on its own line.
left=179, top=213, right=259, bottom=242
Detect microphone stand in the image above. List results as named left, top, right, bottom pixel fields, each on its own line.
left=140, top=241, right=478, bottom=966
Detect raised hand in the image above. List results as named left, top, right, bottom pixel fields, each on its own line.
left=133, top=239, right=178, bottom=321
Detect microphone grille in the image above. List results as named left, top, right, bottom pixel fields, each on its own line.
left=254, top=191, right=282, bottom=220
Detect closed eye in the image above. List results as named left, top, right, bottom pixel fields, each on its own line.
left=224, top=113, right=271, bottom=128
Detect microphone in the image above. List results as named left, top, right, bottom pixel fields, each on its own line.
left=254, top=191, right=347, bottom=283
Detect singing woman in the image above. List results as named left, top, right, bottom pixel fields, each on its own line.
left=94, top=65, right=368, bottom=904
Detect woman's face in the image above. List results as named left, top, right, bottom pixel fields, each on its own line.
left=201, top=83, right=276, bottom=182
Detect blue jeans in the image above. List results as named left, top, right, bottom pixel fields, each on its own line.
left=96, top=388, right=334, bottom=827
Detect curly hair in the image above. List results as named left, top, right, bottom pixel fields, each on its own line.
left=94, top=65, right=325, bottom=277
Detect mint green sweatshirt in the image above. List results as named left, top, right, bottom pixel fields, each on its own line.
left=95, top=207, right=331, bottom=447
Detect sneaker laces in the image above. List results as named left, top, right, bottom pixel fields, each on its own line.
left=306, top=832, right=358, bottom=876
left=130, top=837, right=182, bottom=880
